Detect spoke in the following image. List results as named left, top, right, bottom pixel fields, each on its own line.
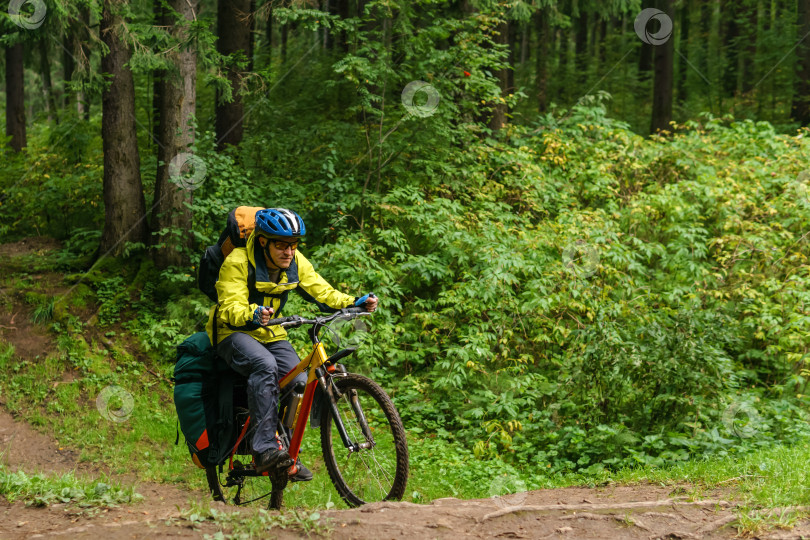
left=342, top=396, right=389, bottom=498
left=358, top=450, right=387, bottom=497
left=369, top=449, right=395, bottom=486
left=329, top=381, right=401, bottom=504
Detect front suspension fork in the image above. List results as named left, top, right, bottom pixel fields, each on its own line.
left=317, top=367, right=373, bottom=453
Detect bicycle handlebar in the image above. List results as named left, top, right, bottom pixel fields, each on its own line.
left=264, top=306, right=368, bottom=329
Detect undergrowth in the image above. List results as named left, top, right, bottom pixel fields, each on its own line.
left=1, top=100, right=810, bottom=522
left=0, top=465, right=142, bottom=508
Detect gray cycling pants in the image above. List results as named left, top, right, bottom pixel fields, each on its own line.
left=217, top=333, right=307, bottom=454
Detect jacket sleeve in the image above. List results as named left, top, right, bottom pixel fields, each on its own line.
left=215, top=251, right=257, bottom=326
left=295, top=252, right=355, bottom=311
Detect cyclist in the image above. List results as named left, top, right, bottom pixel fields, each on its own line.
left=206, top=208, right=377, bottom=480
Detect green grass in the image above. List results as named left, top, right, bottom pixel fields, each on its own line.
left=0, top=341, right=201, bottom=489
left=0, top=465, right=142, bottom=508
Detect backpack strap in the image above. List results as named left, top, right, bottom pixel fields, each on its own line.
left=217, top=261, right=266, bottom=334
left=247, top=263, right=263, bottom=306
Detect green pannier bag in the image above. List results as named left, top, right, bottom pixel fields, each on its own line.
left=173, top=332, right=237, bottom=468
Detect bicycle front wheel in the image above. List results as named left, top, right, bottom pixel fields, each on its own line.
left=320, top=373, right=409, bottom=507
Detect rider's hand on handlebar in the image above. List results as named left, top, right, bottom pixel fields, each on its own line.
left=252, top=306, right=274, bottom=326
left=354, top=293, right=378, bottom=313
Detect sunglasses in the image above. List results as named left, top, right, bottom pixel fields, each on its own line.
left=265, top=239, right=299, bottom=251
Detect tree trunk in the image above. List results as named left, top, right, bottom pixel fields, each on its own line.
left=248, top=0, right=256, bottom=72
left=535, top=8, right=549, bottom=113
left=520, top=22, right=528, bottom=65
left=506, top=19, right=517, bottom=96
left=638, top=0, right=654, bottom=74
left=152, top=0, right=168, bottom=152
left=338, top=0, right=350, bottom=52
left=216, top=0, right=252, bottom=149
left=99, top=0, right=149, bottom=256
left=77, top=6, right=92, bottom=119
left=325, top=0, right=336, bottom=49
left=281, top=19, right=288, bottom=62
left=677, top=3, right=688, bottom=104
left=5, top=43, right=27, bottom=152
left=707, top=0, right=722, bottom=111
left=63, top=31, right=76, bottom=109
left=684, top=0, right=702, bottom=102
left=38, top=40, right=59, bottom=124
left=489, top=19, right=509, bottom=131
left=574, top=8, right=588, bottom=86
left=266, top=5, right=273, bottom=50
left=752, top=0, right=764, bottom=97
left=593, top=17, right=606, bottom=71
left=793, top=0, right=810, bottom=125
left=151, top=0, right=198, bottom=268
left=650, top=0, right=674, bottom=133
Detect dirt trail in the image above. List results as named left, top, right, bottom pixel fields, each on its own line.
left=1, top=237, right=809, bottom=539
left=319, top=485, right=810, bottom=539
left=0, top=408, right=222, bottom=539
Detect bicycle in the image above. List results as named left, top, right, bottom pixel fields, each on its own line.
left=204, top=306, right=409, bottom=510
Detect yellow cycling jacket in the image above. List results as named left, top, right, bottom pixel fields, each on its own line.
left=205, top=230, right=356, bottom=345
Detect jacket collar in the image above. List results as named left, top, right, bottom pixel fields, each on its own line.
left=246, top=231, right=299, bottom=290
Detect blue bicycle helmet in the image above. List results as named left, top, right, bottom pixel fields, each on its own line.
left=255, top=208, right=306, bottom=238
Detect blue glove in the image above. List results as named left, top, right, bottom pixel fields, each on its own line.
left=252, top=306, right=270, bottom=326
left=354, top=293, right=375, bottom=307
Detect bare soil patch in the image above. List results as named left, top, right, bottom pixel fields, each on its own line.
left=0, top=237, right=61, bottom=259
left=0, top=301, right=54, bottom=360
left=0, top=408, right=221, bottom=540
left=321, top=488, right=746, bottom=540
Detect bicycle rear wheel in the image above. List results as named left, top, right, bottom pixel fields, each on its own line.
left=320, top=373, right=409, bottom=507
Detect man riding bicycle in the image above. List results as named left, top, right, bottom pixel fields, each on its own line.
left=205, top=208, right=377, bottom=481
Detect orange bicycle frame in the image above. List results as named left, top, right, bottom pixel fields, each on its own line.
left=277, top=341, right=330, bottom=460
left=225, top=341, right=329, bottom=470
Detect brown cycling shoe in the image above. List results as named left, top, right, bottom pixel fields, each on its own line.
left=254, top=447, right=293, bottom=474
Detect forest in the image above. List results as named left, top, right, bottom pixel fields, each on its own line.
left=1, top=0, right=810, bottom=534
